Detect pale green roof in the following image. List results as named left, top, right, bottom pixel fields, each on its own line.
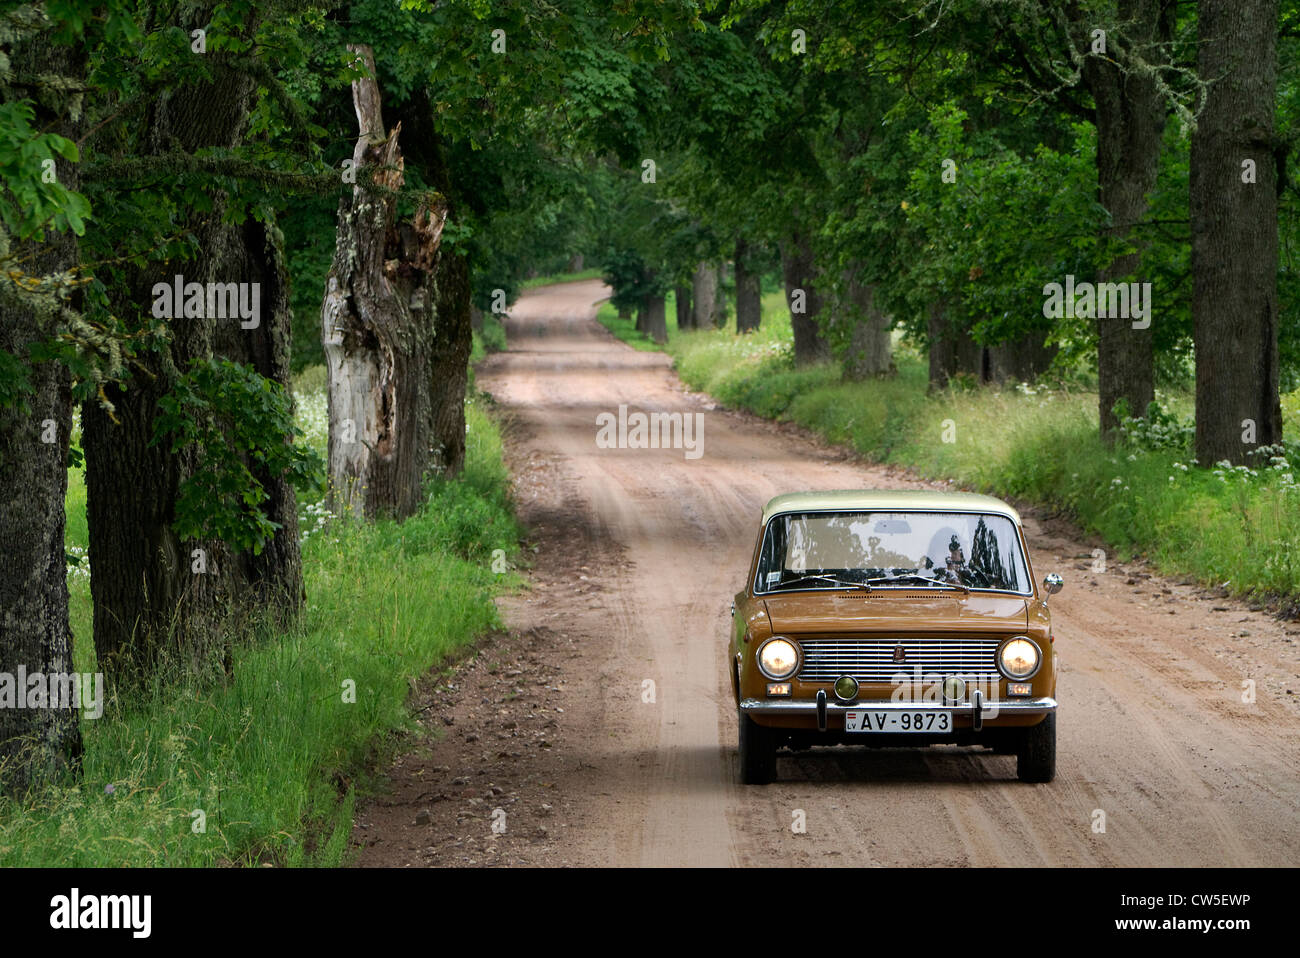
left=761, top=489, right=1021, bottom=526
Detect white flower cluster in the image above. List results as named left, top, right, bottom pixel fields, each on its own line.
left=65, top=544, right=90, bottom=582
left=294, top=389, right=329, bottom=455
left=1208, top=444, right=1298, bottom=489
left=734, top=338, right=789, bottom=363
left=298, top=496, right=332, bottom=545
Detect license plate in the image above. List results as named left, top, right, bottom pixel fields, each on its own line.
left=844, top=710, right=952, bottom=733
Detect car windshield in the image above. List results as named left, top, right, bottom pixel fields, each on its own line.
left=755, top=510, right=1030, bottom=595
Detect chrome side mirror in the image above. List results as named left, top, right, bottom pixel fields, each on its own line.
left=1042, top=573, right=1064, bottom=603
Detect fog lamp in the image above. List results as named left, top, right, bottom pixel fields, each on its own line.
left=942, top=676, right=967, bottom=702
left=833, top=675, right=859, bottom=702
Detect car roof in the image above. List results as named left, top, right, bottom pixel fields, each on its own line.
left=760, top=489, right=1022, bottom=526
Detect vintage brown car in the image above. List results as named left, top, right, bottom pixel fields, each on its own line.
left=730, top=490, right=1062, bottom=784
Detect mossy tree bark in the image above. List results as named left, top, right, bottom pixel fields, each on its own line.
left=0, top=31, right=84, bottom=791
left=81, top=5, right=302, bottom=682
left=1080, top=0, right=1173, bottom=440
left=1191, top=0, right=1282, bottom=466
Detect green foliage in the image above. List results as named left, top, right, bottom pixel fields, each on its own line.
left=2, top=384, right=520, bottom=867
left=0, top=100, right=89, bottom=239
left=152, top=358, right=323, bottom=553
left=282, top=197, right=336, bottom=372
left=601, top=246, right=658, bottom=313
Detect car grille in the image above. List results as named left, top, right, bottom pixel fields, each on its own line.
left=797, top=637, right=1002, bottom=684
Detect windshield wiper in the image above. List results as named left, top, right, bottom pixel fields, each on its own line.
left=769, top=574, right=872, bottom=592
left=859, top=573, right=969, bottom=594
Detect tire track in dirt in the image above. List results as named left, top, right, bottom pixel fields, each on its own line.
left=353, top=279, right=1300, bottom=867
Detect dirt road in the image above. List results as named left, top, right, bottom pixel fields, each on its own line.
left=352, top=279, right=1300, bottom=867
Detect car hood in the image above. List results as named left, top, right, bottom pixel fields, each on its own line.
left=761, top=589, right=1029, bottom=634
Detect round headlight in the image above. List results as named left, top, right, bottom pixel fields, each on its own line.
left=998, top=637, right=1041, bottom=679
left=757, top=638, right=799, bottom=680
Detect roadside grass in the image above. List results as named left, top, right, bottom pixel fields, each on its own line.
left=655, top=299, right=1300, bottom=606
left=2, top=378, right=521, bottom=866
left=471, top=311, right=507, bottom=361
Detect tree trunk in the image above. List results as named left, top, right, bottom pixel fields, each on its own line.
left=674, top=283, right=692, bottom=330
left=928, top=301, right=955, bottom=389
left=735, top=239, right=762, bottom=333
left=691, top=262, right=719, bottom=330
left=1191, top=0, right=1282, bottom=466
left=0, top=33, right=84, bottom=791
left=713, top=265, right=728, bottom=328
left=82, top=5, right=302, bottom=681
left=641, top=293, right=668, bottom=344
left=927, top=299, right=983, bottom=389
left=429, top=247, right=472, bottom=477
left=780, top=233, right=831, bottom=366
left=987, top=332, right=1058, bottom=384
left=322, top=46, right=448, bottom=518
left=566, top=253, right=584, bottom=273
left=840, top=268, right=893, bottom=380
left=1081, top=0, right=1172, bottom=439
left=382, top=85, right=469, bottom=480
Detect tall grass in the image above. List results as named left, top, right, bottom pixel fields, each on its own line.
left=618, top=299, right=1300, bottom=606
left=1, top=387, right=520, bottom=866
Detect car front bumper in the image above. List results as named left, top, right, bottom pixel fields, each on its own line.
left=740, top=693, right=1056, bottom=733
left=739, top=696, right=1057, bottom=715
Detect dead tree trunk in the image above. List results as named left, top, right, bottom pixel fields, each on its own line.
left=321, top=45, right=448, bottom=519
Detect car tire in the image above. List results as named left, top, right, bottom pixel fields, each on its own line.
left=1017, top=712, right=1056, bottom=783
left=738, top=712, right=777, bottom=785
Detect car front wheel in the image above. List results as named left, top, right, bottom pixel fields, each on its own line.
left=1017, top=712, right=1056, bottom=783
left=738, top=712, right=776, bottom=785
